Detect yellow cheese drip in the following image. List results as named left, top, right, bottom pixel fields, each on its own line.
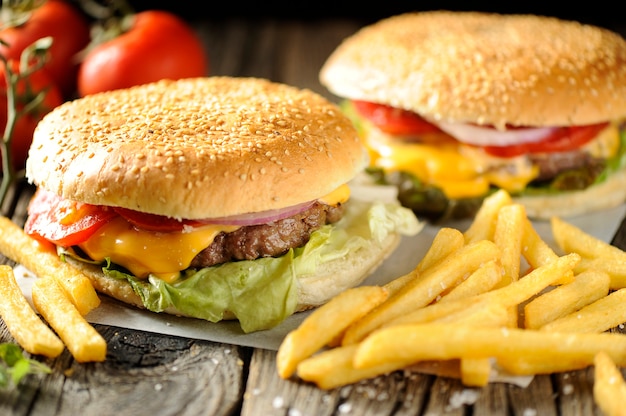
left=319, top=183, right=350, bottom=205
left=79, top=217, right=238, bottom=282
left=374, top=142, right=494, bottom=199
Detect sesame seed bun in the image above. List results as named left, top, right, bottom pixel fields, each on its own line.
left=26, top=77, right=367, bottom=219
left=320, top=11, right=626, bottom=128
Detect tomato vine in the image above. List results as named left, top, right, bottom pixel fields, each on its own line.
left=0, top=36, right=52, bottom=212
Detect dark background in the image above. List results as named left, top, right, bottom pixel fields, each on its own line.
left=127, top=1, right=622, bottom=31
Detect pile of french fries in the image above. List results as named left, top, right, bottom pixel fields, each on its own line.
left=0, top=216, right=106, bottom=363
left=277, top=189, right=626, bottom=414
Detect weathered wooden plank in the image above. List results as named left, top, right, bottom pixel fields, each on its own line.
left=29, top=327, right=245, bottom=416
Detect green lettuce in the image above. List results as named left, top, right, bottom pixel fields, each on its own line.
left=96, top=200, right=421, bottom=333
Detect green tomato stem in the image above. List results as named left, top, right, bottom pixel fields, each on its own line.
left=0, top=36, right=52, bottom=214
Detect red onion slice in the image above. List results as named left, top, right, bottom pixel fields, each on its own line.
left=200, top=200, right=316, bottom=226
left=434, top=121, right=559, bottom=147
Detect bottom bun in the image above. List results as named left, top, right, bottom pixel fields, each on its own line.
left=65, top=232, right=401, bottom=321
left=514, top=168, right=626, bottom=220
left=297, top=232, right=400, bottom=308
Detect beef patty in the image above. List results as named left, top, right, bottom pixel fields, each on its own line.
left=529, top=150, right=604, bottom=181
left=190, top=202, right=345, bottom=268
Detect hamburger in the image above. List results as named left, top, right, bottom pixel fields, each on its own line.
left=319, top=11, right=626, bottom=221
left=23, top=76, right=422, bottom=333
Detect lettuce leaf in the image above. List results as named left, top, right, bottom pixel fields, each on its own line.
left=598, top=124, right=626, bottom=181
left=97, top=200, right=421, bottom=333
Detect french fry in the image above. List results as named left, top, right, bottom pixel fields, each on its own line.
left=576, top=257, right=626, bottom=289
left=276, top=285, right=388, bottom=379
left=342, top=239, right=499, bottom=345
left=594, top=351, right=626, bottom=416
left=463, top=189, right=512, bottom=244
left=0, top=216, right=100, bottom=315
left=460, top=358, right=492, bottom=387
left=551, top=216, right=626, bottom=261
left=540, top=288, right=626, bottom=334
left=521, top=216, right=573, bottom=285
left=524, top=269, right=610, bottom=329
left=382, top=296, right=484, bottom=327
left=32, top=276, right=106, bottom=363
left=493, top=204, right=525, bottom=285
left=384, top=227, right=464, bottom=295
left=499, top=354, right=599, bottom=375
left=383, top=295, right=508, bottom=329
left=0, top=265, right=64, bottom=357
left=444, top=301, right=511, bottom=328
left=439, top=260, right=503, bottom=303
left=353, top=323, right=626, bottom=372
left=521, top=216, right=559, bottom=268
left=276, top=188, right=626, bottom=393
left=296, top=344, right=404, bottom=390
left=483, top=253, right=580, bottom=308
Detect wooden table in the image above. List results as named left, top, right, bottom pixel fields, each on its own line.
left=2, top=13, right=626, bottom=416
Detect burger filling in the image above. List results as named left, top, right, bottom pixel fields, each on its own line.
left=347, top=100, right=626, bottom=221
left=25, top=187, right=349, bottom=281
left=24, top=185, right=422, bottom=332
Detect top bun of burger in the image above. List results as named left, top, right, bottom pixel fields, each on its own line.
left=24, top=76, right=422, bottom=332
left=320, top=11, right=626, bottom=220
left=27, top=76, right=367, bottom=219
left=320, top=11, right=626, bottom=129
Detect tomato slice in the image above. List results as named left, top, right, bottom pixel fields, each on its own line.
left=113, top=207, right=207, bottom=232
left=352, top=100, right=442, bottom=135
left=24, top=189, right=117, bottom=246
left=484, top=123, right=609, bottom=158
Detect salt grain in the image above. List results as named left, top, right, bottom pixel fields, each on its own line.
left=446, top=389, right=479, bottom=410
left=272, top=396, right=284, bottom=409
left=562, top=384, right=574, bottom=395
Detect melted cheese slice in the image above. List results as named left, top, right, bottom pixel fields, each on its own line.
left=319, top=183, right=350, bottom=205
left=79, top=217, right=238, bottom=282
left=78, top=185, right=351, bottom=282
left=372, top=132, right=524, bottom=199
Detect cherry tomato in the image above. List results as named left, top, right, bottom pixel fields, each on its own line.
left=77, top=10, right=208, bottom=96
left=0, top=0, right=91, bottom=99
left=352, top=100, right=442, bottom=135
left=113, top=207, right=207, bottom=232
left=0, top=62, right=63, bottom=170
left=24, top=188, right=117, bottom=246
left=484, top=123, right=609, bottom=158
